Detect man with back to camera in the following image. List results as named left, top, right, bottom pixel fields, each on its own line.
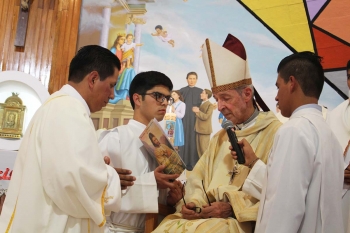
left=179, top=72, right=203, bottom=170
left=0, top=45, right=135, bottom=233
left=98, top=71, right=184, bottom=233
left=326, top=59, right=350, bottom=232
left=233, top=52, right=344, bottom=233
left=153, top=34, right=281, bottom=233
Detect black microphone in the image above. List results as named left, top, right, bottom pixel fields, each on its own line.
left=222, top=120, right=245, bottom=164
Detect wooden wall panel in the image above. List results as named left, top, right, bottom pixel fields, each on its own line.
left=0, top=0, right=82, bottom=94
left=49, top=0, right=82, bottom=94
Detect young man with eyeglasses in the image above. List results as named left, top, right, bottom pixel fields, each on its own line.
left=98, top=71, right=184, bottom=233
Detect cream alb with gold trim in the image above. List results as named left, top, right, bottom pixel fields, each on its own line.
left=153, top=112, right=281, bottom=233
left=0, top=85, right=122, bottom=233
left=202, top=34, right=252, bottom=95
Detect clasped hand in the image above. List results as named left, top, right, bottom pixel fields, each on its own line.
left=181, top=202, right=233, bottom=220
left=104, top=156, right=136, bottom=190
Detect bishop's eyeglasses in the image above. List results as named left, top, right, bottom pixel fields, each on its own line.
left=142, top=92, right=171, bottom=103
left=181, top=180, right=211, bottom=213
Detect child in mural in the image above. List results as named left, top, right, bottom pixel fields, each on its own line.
left=171, top=90, right=185, bottom=151
left=110, top=35, right=126, bottom=72
left=109, top=33, right=140, bottom=104
left=151, top=25, right=175, bottom=47
left=121, top=33, right=143, bottom=69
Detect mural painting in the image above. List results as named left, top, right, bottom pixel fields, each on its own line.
left=77, top=0, right=348, bottom=134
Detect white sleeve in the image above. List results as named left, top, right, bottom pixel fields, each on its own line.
left=261, top=126, right=315, bottom=232
left=242, top=159, right=266, bottom=200
left=104, top=165, right=122, bottom=215
left=99, top=130, right=159, bottom=213
left=121, top=171, right=158, bottom=213
left=99, top=130, right=121, bottom=168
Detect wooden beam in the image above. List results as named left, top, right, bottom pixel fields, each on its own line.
left=38, top=0, right=44, bottom=9
left=14, top=1, right=30, bottom=47
left=49, top=0, right=55, bottom=10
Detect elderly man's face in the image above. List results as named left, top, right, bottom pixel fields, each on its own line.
left=214, top=89, right=248, bottom=125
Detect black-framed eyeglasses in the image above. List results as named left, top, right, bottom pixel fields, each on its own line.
left=142, top=92, right=171, bottom=103
left=181, top=180, right=211, bottom=214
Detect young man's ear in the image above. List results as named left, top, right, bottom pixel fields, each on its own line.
left=289, top=76, right=297, bottom=93
left=133, top=93, right=142, bottom=107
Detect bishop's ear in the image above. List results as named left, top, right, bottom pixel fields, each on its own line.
left=242, top=86, right=253, bottom=102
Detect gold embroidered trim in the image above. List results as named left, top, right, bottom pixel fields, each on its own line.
left=98, top=186, right=107, bottom=227
left=88, top=219, right=90, bottom=233
left=205, top=39, right=216, bottom=88
left=104, top=196, right=114, bottom=203
left=5, top=202, right=17, bottom=233
left=211, top=78, right=252, bottom=94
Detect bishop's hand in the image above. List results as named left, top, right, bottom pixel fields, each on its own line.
left=200, top=202, right=233, bottom=219
left=182, top=202, right=201, bottom=220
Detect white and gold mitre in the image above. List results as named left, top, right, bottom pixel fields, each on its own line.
left=202, top=34, right=252, bottom=95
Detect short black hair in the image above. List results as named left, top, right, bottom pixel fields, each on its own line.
left=277, top=51, right=324, bottom=99
left=155, top=25, right=163, bottom=30
left=347, top=60, right=350, bottom=70
left=68, top=45, right=121, bottom=83
left=129, top=71, right=173, bottom=109
left=186, top=72, right=197, bottom=79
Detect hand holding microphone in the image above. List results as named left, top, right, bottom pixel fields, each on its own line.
left=223, top=120, right=259, bottom=167
left=223, top=120, right=245, bottom=164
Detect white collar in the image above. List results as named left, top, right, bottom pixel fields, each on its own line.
left=235, top=108, right=259, bottom=130
left=59, top=84, right=91, bottom=116
left=128, top=119, right=147, bottom=129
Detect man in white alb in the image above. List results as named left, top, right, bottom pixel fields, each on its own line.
left=0, top=45, right=131, bottom=233
left=99, top=71, right=183, bottom=233
left=233, top=51, right=344, bottom=233
left=326, top=59, right=350, bottom=232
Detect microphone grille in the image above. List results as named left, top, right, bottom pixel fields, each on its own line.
left=222, top=120, right=234, bottom=130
